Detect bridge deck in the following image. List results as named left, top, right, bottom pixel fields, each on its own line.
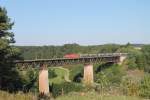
left=15, top=53, right=127, bottom=67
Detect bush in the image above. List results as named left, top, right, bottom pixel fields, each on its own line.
left=69, top=65, right=83, bottom=82
left=20, top=68, right=38, bottom=92
left=126, top=57, right=137, bottom=69
left=121, top=78, right=139, bottom=96
left=95, top=72, right=109, bottom=88
left=139, top=74, right=150, bottom=99
left=95, top=64, right=124, bottom=86
left=51, top=82, right=84, bottom=97
left=48, top=69, right=57, bottom=79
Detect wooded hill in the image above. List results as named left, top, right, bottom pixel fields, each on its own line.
left=16, top=43, right=144, bottom=60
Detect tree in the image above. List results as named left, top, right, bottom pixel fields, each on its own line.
left=0, top=7, right=21, bottom=91
left=141, top=45, right=150, bottom=72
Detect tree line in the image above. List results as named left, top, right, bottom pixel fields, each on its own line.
left=17, top=43, right=127, bottom=59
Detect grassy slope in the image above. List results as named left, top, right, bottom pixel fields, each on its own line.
left=56, top=92, right=145, bottom=100
left=0, top=91, right=145, bottom=100
left=49, top=67, right=70, bottom=84
left=0, top=91, right=37, bottom=100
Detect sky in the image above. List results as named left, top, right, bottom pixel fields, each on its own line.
left=0, top=0, right=150, bottom=46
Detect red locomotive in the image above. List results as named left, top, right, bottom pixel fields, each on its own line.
left=64, top=53, right=80, bottom=59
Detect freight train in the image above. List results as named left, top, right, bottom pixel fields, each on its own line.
left=64, top=53, right=127, bottom=59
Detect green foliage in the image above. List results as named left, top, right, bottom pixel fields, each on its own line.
left=17, top=44, right=121, bottom=60
left=51, top=82, right=84, bottom=97
left=126, top=56, right=137, bottom=69
left=48, top=69, right=57, bottom=79
left=142, top=45, right=150, bottom=65
left=0, top=7, right=22, bottom=91
left=56, top=92, right=144, bottom=100
left=117, top=44, right=147, bottom=70
left=135, top=54, right=146, bottom=70
left=107, top=65, right=124, bottom=85
left=121, top=78, right=139, bottom=96
left=68, top=64, right=83, bottom=82
left=95, top=72, right=109, bottom=88
left=139, top=74, right=150, bottom=99
left=0, top=90, right=144, bottom=100
left=19, top=68, right=38, bottom=93
left=98, top=44, right=120, bottom=53
left=141, top=45, right=150, bottom=72
left=95, top=64, right=124, bottom=86
left=49, top=67, right=70, bottom=84
left=0, top=91, right=37, bottom=100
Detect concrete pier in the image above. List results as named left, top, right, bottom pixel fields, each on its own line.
left=118, top=55, right=127, bottom=65
left=39, top=65, right=49, bottom=94
left=83, top=64, right=94, bottom=86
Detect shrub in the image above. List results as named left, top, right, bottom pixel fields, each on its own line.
left=121, top=78, right=139, bottom=96
left=51, top=82, right=84, bottom=97
left=48, top=69, right=57, bottom=79
left=95, top=72, right=109, bottom=88
left=107, top=65, right=124, bottom=85
left=69, top=65, right=83, bottom=82
left=139, top=74, right=150, bottom=99
left=20, top=68, right=38, bottom=93
left=126, top=57, right=137, bottom=69
left=95, top=64, right=124, bottom=86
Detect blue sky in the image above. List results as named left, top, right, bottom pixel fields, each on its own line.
left=0, top=0, right=150, bottom=45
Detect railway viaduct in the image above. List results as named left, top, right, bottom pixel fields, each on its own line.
left=15, top=53, right=127, bottom=95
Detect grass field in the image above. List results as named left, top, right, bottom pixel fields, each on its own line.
left=0, top=91, right=37, bottom=100
left=0, top=91, right=146, bottom=100
left=49, top=67, right=70, bottom=84
left=56, top=92, right=146, bottom=100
